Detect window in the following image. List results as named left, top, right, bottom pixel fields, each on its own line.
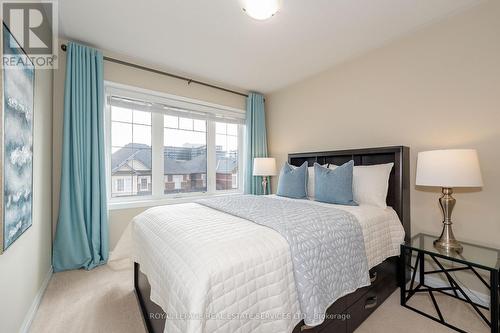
left=116, top=178, right=124, bottom=192
left=139, top=177, right=150, bottom=191
left=106, top=84, right=245, bottom=204
left=110, top=105, right=152, bottom=198
left=164, top=116, right=207, bottom=194
left=216, top=122, right=239, bottom=190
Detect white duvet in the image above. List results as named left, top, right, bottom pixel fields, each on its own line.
left=131, top=197, right=405, bottom=333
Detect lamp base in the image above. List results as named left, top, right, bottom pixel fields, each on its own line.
left=261, top=176, right=268, bottom=195
left=433, top=228, right=463, bottom=254
left=434, top=188, right=463, bottom=254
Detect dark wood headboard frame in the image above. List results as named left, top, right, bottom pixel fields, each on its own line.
left=288, top=146, right=411, bottom=242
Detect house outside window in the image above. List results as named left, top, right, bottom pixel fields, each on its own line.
left=105, top=83, right=245, bottom=205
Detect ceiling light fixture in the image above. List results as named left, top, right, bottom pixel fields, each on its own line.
left=240, top=0, right=282, bottom=21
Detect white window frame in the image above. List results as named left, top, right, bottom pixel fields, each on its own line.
left=104, top=81, right=245, bottom=210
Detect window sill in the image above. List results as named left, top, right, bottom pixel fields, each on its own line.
left=108, top=191, right=242, bottom=211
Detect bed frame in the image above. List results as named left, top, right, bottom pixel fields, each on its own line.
left=134, top=146, right=411, bottom=333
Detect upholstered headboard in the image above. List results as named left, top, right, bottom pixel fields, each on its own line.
left=288, top=146, right=410, bottom=242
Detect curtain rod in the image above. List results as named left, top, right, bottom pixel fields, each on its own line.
left=60, top=44, right=249, bottom=98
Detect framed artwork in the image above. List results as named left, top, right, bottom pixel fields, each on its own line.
left=0, top=23, right=35, bottom=254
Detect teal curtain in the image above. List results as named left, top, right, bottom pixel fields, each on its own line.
left=245, top=92, right=270, bottom=195
left=53, top=42, right=108, bottom=272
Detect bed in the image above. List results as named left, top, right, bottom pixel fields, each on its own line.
left=132, top=146, right=411, bottom=333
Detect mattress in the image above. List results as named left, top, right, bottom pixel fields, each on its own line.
left=131, top=197, right=405, bottom=333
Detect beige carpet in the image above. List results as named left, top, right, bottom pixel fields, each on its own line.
left=30, top=259, right=490, bottom=333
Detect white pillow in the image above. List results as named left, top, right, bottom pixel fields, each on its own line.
left=329, top=162, right=393, bottom=208
left=307, top=164, right=327, bottom=199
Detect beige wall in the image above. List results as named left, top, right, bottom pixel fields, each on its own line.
left=0, top=67, right=53, bottom=330
left=52, top=41, right=246, bottom=249
left=267, top=1, right=500, bottom=249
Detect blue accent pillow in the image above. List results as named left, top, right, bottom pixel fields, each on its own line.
left=276, top=161, right=308, bottom=199
left=314, top=161, right=358, bottom=206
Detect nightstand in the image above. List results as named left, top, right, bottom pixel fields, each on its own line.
left=400, top=233, right=499, bottom=333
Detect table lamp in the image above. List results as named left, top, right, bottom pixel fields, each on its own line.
left=416, top=149, right=483, bottom=253
left=253, top=158, right=277, bottom=195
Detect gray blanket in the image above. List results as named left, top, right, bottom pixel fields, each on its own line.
left=197, top=195, right=370, bottom=326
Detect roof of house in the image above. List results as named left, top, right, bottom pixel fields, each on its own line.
left=111, top=143, right=237, bottom=175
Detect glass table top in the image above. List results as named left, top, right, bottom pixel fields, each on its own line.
left=405, top=233, right=500, bottom=271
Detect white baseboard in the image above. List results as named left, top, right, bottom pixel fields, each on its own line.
left=415, top=274, right=490, bottom=308
left=19, top=266, right=53, bottom=333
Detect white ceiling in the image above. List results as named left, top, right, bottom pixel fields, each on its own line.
left=59, top=0, right=482, bottom=94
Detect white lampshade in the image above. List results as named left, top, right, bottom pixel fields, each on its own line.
left=253, top=158, right=277, bottom=176
left=416, top=149, right=483, bottom=188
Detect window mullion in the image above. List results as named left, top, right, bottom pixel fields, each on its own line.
left=152, top=112, right=164, bottom=197
left=207, top=120, right=216, bottom=194
left=238, top=124, right=245, bottom=193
